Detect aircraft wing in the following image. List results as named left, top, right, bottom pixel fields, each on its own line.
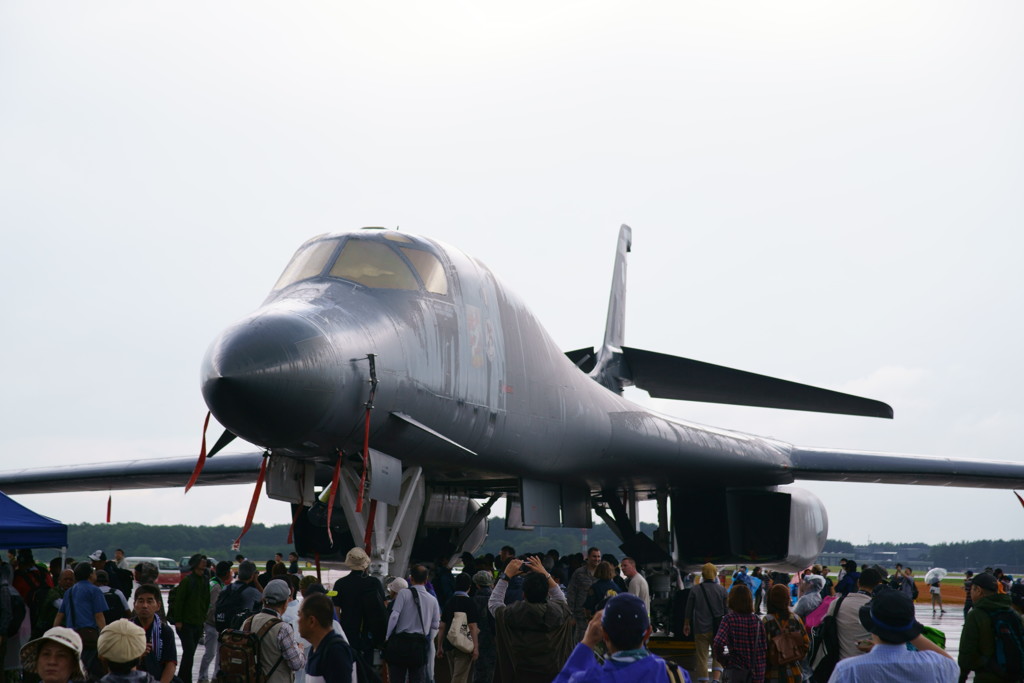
left=0, top=452, right=265, bottom=495
left=788, top=447, right=1024, bottom=488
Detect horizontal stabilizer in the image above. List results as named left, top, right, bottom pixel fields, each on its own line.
left=789, top=448, right=1024, bottom=488
left=0, top=452, right=265, bottom=495
left=621, top=346, right=893, bottom=419
left=564, top=347, right=597, bottom=373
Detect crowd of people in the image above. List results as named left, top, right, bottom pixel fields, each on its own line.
left=3, top=546, right=1024, bottom=683
left=687, top=559, right=1024, bottom=682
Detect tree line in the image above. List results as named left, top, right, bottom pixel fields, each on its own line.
left=39, top=521, right=1024, bottom=571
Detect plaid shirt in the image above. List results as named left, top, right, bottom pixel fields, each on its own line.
left=713, top=612, right=767, bottom=681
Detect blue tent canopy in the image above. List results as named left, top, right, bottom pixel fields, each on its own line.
left=0, top=490, right=68, bottom=549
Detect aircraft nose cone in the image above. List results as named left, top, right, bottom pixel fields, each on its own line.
left=201, top=312, right=338, bottom=447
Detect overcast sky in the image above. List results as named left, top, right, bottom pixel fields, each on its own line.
left=1, top=2, right=1022, bottom=551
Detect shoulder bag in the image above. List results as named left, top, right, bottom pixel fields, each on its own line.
left=383, top=588, right=430, bottom=668
left=447, top=611, right=474, bottom=654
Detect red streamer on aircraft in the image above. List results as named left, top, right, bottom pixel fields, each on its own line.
left=326, top=454, right=342, bottom=547
left=106, top=494, right=112, bottom=523
left=356, top=406, right=371, bottom=513
left=286, top=490, right=304, bottom=545
left=1015, top=491, right=1024, bottom=509
left=232, top=454, right=268, bottom=550
left=185, top=411, right=212, bottom=493
left=363, top=499, right=377, bottom=554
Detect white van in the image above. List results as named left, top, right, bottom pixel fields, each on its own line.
left=123, top=556, right=181, bottom=586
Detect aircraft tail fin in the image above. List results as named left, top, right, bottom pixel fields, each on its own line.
left=589, top=225, right=632, bottom=392
left=602, top=225, right=632, bottom=351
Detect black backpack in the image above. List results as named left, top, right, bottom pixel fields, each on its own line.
left=102, top=590, right=125, bottom=625
left=3, top=589, right=27, bottom=638
left=216, top=583, right=258, bottom=633
left=984, top=608, right=1024, bottom=680
left=809, top=593, right=847, bottom=682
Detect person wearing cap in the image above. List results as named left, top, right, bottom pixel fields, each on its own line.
left=386, top=577, right=409, bottom=609
left=683, top=563, right=726, bottom=683
left=958, top=571, right=1022, bottom=683
left=130, top=584, right=177, bottom=683
left=168, top=554, right=209, bottom=683
left=97, top=619, right=156, bottom=683
left=243, top=578, right=305, bottom=683
left=488, top=555, right=574, bottom=683
left=553, top=593, right=690, bottom=683
left=331, top=547, right=387, bottom=664
left=792, top=574, right=825, bottom=620
left=829, top=590, right=957, bottom=682
left=19, top=626, right=87, bottom=683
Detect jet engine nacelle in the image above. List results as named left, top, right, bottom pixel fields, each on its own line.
left=673, top=485, right=827, bottom=571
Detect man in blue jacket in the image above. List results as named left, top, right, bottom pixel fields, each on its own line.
left=554, top=593, right=690, bottom=683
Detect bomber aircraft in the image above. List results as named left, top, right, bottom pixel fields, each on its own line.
left=3, top=225, right=1024, bottom=577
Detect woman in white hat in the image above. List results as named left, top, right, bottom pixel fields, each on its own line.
left=20, top=627, right=88, bottom=683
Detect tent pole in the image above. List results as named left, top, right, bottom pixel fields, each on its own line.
left=61, top=547, right=67, bottom=570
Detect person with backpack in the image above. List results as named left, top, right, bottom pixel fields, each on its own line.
left=761, top=584, right=808, bottom=683
left=96, top=570, right=131, bottom=624
left=215, top=560, right=264, bottom=634
left=226, top=579, right=305, bottom=683
left=131, top=583, right=177, bottom=683
left=958, top=571, right=1024, bottom=683
left=829, top=590, right=957, bottom=682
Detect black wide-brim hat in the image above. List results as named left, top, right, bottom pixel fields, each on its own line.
left=858, top=591, right=923, bottom=644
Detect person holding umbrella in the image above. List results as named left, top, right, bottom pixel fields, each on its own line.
left=924, top=568, right=947, bottom=616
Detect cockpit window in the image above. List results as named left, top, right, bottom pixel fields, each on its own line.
left=272, top=239, right=341, bottom=291
left=329, top=239, right=419, bottom=290
left=401, top=248, right=448, bottom=295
